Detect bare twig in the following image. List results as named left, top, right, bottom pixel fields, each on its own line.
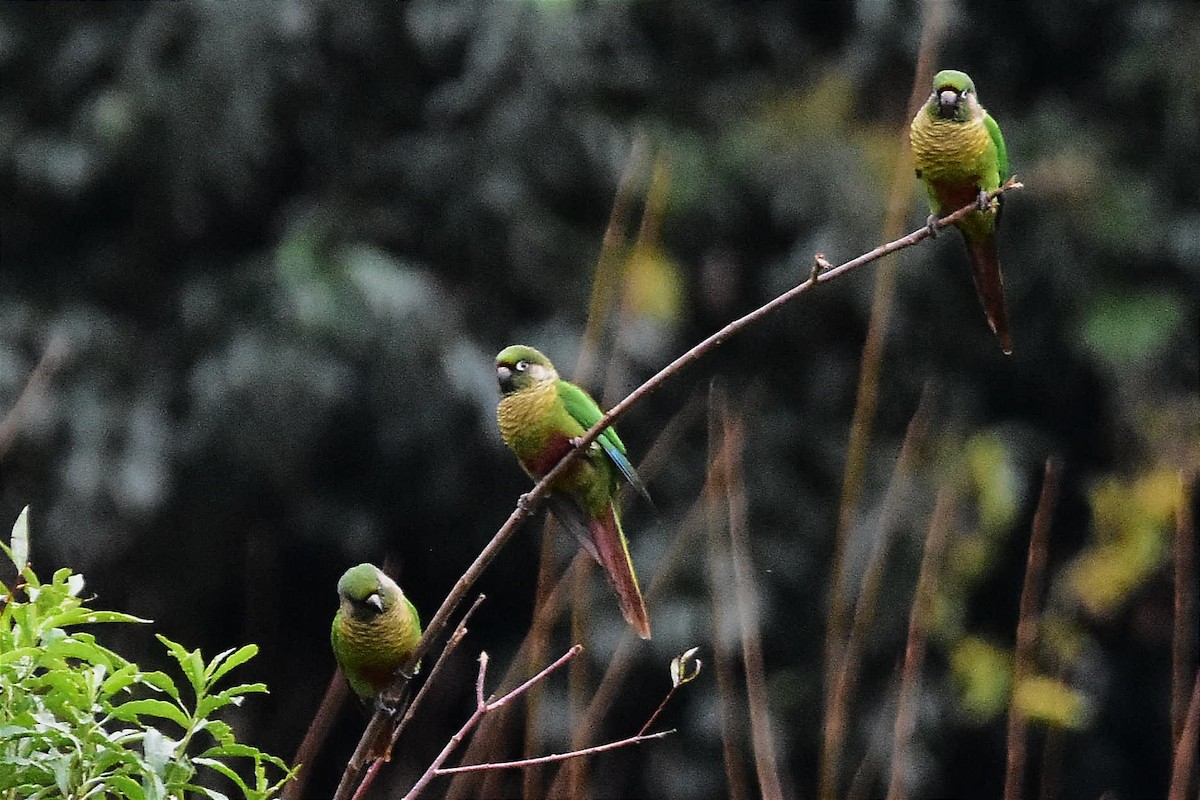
left=393, top=594, right=486, bottom=743
left=438, top=730, right=673, bottom=776
left=1004, top=457, right=1063, bottom=800
left=545, top=493, right=710, bottom=798
left=334, top=176, right=1024, bottom=799
left=1038, top=695, right=1067, bottom=800
left=821, top=5, right=946, bottom=797
left=401, top=646, right=583, bottom=800
left=1168, top=670, right=1200, bottom=800
left=886, top=486, right=955, bottom=800
left=1172, top=473, right=1197, bottom=750
left=448, top=554, right=589, bottom=800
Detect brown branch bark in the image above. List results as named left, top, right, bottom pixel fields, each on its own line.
left=1172, top=473, right=1197, bottom=750
left=886, top=486, right=955, bottom=800
left=400, top=646, right=583, bottom=800
left=1004, top=457, right=1063, bottom=800
left=331, top=178, right=1024, bottom=800
left=1168, top=670, right=1200, bottom=800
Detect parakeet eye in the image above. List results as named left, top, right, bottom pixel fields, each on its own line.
left=516, top=360, right=529, bottom=372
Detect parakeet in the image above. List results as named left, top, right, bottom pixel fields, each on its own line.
left=331, top=563, right=422, bottom=701
left=910, top=68, right=1013, bottom=354
left=495, top=344, right=652, bottom=639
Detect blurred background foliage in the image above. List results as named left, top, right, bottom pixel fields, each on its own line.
left=1, top=1, right=1197, bottom=798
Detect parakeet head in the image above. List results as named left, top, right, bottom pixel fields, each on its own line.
left=337, top=563, right=400, bottom=619
left=496, top=345, right=558, bottom=395
left=928, top=69, right=980, bottom=122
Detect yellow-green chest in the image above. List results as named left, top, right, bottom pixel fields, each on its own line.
left=497, top=381, right=608, bottom=503
left=333, top=607, right=420, bottom=697
left=498, top=382, right=579, bottom=467
left=910, top=113, right=996, bottom=188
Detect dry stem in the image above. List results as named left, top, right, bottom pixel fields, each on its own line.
left=1172, top=473, right=1197, bottom=750
left=885, top=486, right=955, bottom=800
left=333, top=178, right=1023, bottom=799
left=1003, top=457, right=1063, bottom=800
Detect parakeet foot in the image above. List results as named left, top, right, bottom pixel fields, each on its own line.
left=976, top=189, right=992, bottom=212
left=373, top=697, right=398, bottom=716
left=925, top=214, right=940, bottom=237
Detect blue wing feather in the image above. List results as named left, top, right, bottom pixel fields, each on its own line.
left=557, top=380, right=651, bottom=501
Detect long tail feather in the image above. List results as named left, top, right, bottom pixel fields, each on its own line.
left=589, top=506, right=651, bottom=639
left=965, top=234, right=1013, bottom=354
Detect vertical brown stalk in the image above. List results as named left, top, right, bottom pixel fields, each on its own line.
left=1003, top=457, right=1063, bottom=800
left=1172, top=473, right=1197, bottom=751
left=823, top=386, right=937, bottom=798
left=821, top=3, right=945, bottom=795
left=575, top=134, right=650, bottom=386
left=1168, top=671, right=1199, bottom=800
left=1037, top=718, right=1065, bottom=800
left=885, top=485, right=955, bottom=800
left=722, top=408, right=787, bottom=800
left=705, top=386, right=751, bottom=800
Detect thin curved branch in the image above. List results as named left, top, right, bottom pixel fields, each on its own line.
left=332, top=178, right=1024, bottom=799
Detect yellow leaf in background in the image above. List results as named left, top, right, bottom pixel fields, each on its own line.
left=1068, top=468, right=1173, bottom=618
left=1014, top=675, right=1090, bottom=729
left=1132, top=468, right=1179, bottom=523
left=951, top=636, right=1012, bottom=723
left=965, top=433, right=1019, bottom=535
left=621, top=242, right=684, bottom=324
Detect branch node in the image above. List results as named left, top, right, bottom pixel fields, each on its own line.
left=811, top=253, right=832, bottom=284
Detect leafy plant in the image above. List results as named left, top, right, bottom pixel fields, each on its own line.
left=0, top=508, right=295, bottom=800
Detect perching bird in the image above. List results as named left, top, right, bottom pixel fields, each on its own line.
left=910, top=69, right=1013, bottom=354
left=330, top=563, right=422, bottom=702
left=495, top=345, right=652, bottom=639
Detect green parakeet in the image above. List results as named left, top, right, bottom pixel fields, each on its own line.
left=495, top=344, right=652, bottom=639
left=331, top=563, right=422, bottom=701
left=910, top=68, right=1013, bottom=354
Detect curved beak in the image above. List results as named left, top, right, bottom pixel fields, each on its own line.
left=496, top=364, right=513, bottom=393
left=938, top=88, right=960, bottom=118
left=366, top=593, right=383, bottom=612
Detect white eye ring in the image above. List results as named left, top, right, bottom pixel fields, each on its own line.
left=515, top=360, right=529, bottom=372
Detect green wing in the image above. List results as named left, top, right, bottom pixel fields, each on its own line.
left=984, top=112, right=1009, bottom=182
left=556, top=380, right=650, bottom=500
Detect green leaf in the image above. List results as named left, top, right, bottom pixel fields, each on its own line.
left=142, top=726, right=176, bottom=777
left=101, top=663, right=144, bottom=698
left=193, top=757, right=252, bottom=796
left=10, top=506, right=30, bottom=569
left=156, top=635, right=206, bottom=697
left=139, top=671, right=181, bottom=701
left=96, top=774, right=145, bottom=800
left=111, top=699, right=190, bottom=730
left=204, top=645, right=258, bottom=688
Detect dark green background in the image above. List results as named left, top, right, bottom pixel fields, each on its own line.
left=2, top=1, right=1196, bottom=798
